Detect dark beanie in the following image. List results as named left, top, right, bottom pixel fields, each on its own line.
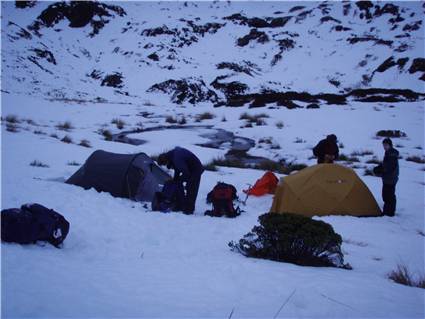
left=382, top=138, right=393, bottom=146
left=327, top=134, right=337, bottom=142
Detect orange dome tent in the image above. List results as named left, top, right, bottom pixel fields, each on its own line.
left=270, top=164, right=382, bottom=217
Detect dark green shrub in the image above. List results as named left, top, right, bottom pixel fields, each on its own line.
left=229, top=213, right=350, bottom=269
left=376, top=130, right=407, bottom=138
left=406, top=156, right=425, bottom=164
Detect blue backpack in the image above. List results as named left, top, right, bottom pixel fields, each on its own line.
left=1, top=203, right=70, bottom=248
left=151, top=180, right=185, bottom=212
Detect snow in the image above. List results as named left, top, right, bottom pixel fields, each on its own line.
left=1, top=1, right=425, bottom=318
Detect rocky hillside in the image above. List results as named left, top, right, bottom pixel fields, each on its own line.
left=2, top=1, right=424, bottom=107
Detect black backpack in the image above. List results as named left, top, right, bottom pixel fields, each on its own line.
left=1, top=203, right=70, bottom=248
left=152, top=180, right=185, bottom=212
left=205, top=182, right=241, bottom=218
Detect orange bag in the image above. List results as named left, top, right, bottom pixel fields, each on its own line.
left=243, top=171, right=279, bottom=196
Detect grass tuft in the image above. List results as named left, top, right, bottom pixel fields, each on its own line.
left=56, top=121, right=74, bottom=131
left=388, top=264, right=425, bottom=289
left=111, top=118, right=126, bottom=129
left=61, top=135, right=73, bottom=144
left=30, top=160, right=49, bottom=168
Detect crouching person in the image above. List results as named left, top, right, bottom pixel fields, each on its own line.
left=313, top=134, right=339, bottom=164
left=158, top=147, right=204, bottom=215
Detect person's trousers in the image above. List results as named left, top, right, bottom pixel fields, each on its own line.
left=184, top=173, right=202, bottom=214
left=382, top=183, right=396, bottom=216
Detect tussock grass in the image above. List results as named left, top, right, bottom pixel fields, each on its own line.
left=56, top=121, right=74, bottom=131
left=5, top=115, right=20, bottom=124
left=275, top=121, right=284, bottom=129
left=99, top=129, right=113, bottom=141
left=67, top=161, right=81, bottom=166
left=351, top=150, right=374, bottom=156
left=111, top=118, right=126, bottom=129
left=79, top=139, right=91, bottom=148
left=406, top=156, right=425, bottom=164
left=30, top=160, right=49, bottom=168
left=61, top=135, right=73, bottom=144
left=195, top=112, right=215, bottom=122
left=388, top=264, right=425, bottom=289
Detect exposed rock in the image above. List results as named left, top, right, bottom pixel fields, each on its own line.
left=408, top=58, right=425, bottom=74
left=147, top=78, right=219, bottom=104
left=28, top=1, right=126, bottom=37
left=403, top=20, right=423, bottom=31
left=186, top=20, right=225, bottom=36
left=211, top=77, right=249, bottom=97
left=237, top=29, right=269, bottom=47
left=375, top=57, right=410, bottom=73
left=31, top=48, right=56, bottom=65
left=374, top=3, right=399, bottom=17
left=289, top=6, right=305, bottom=13
left=216, top=61, right=260, bottom=76
left=347, top=36, right=393, bottom=47
left=224, top=13, right=291, bottom=28
left=147, top=53, right=159, bottom=61
left=333, top=25, right=352, bottom=32
left=15, top=1, right=36, bottom=9
left=320, top=16, right=342, bottom=24
left=355, top=1, right=374, bottom=20
left=89, top=69, right=103, bottom=80
left=101, top=73, right=124, bottom=88
left=306, top=103, right=320, bottom=109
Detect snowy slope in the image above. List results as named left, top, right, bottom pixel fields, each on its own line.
left=2, top=1, right=424, bottom=103
left=1, top=1, right=425, bottom=319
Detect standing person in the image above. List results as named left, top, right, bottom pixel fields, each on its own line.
left=157, top=147, right=204, bottom=215
left=379, top=138, right=399, bottom=216
left=313, top=134, right=339, bottom=164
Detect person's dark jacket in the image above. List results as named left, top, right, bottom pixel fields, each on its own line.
left=382, top=147, right=399, bottom=185
left=313, top=139, right=339, bottom=163
left=165, top=147, right=204, bottom=181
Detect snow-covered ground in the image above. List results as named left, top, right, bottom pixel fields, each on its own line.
left=1, top=1, right=425, bottom=318
left=2, top=92, right=424, bottom=318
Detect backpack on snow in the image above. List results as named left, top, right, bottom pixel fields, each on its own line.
left=1, top=203, right=70, bottom=248
left=151, top=180, right=185, bottom=212
left=205, top=182, right=241, bottom=218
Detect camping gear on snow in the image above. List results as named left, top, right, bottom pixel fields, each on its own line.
left=243, top=171, right=279, bottom=196
left=66, top=150, right=171, bottom=202
left=270, top=164, right=382, bottom=217
left=1, top=203, right=70, bottom=248
left=205, top=182, right=241, bottom=218
left=151, top=180, right=185, bottom=212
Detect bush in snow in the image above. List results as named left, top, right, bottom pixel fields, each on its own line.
left=376, top=130, right=407, bottom=138
left=195, top=112, right=215, bottom=122
left=56, top=121, right=74, bottom=131
left=229, top=213, right=351, bottom=269
left=79, top=139, right=91, bottom=148
left=406, top=156, right=425, bottom=164
left=388, top=264, right=425, bottom=289
left=111, top=118, right=126, bottom=129
left=61, top=135, right=73, bottom=144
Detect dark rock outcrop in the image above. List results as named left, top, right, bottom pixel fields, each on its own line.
left=101, top=73, right=124, bottom=88
left=237, top=29, right=269, bottom=47
left=147, top=78, right=219, bottom=104
left=28, top=1, right=126, bottom=37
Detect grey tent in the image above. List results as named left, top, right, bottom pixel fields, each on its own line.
left=66, top=150, right=171, bottom=202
